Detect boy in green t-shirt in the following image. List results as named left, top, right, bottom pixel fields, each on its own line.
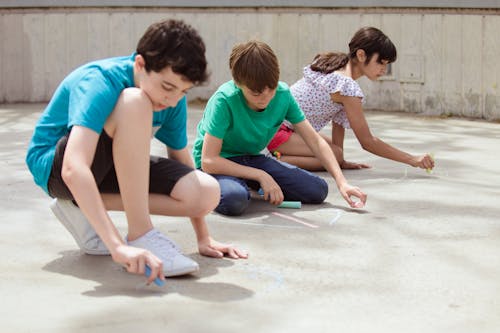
left=192, top=40, right=367, bottom=216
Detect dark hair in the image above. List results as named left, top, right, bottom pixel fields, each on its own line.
left=311, top=27, right=397, bottom=74
left=136, top=19, right=209, bottom=85
left=229, top=40, right=279, bottom=93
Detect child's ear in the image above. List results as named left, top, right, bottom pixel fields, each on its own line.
left=356, top=49, right=366, bottom=63
left=134, top=54, right=147, bottom=71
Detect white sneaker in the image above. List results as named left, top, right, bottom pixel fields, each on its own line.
left=50, top=198, right=110, bottom=255
left=127, top=229, right=199, bottom=277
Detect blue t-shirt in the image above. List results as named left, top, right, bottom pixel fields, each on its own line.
left=26, top=54, right=188, bottom=194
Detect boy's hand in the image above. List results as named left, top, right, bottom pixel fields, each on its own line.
left=198, top=237, right=248, bottom=259
left=258, top=171, right=284, bottom=205
left=339, top=183, right=367, bottom=209
left=111, top=244, right=164, bottom=285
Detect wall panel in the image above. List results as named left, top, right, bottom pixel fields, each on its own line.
left=0, top=8, right=499, bottom=120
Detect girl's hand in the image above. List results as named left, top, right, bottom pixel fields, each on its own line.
left=340, top=160, right=371, bottom=169
left=411, top=154, right=435, bottom=170
left=339, top=183, right=367, bottom=209
left=198, top=237, right=248, bottom=259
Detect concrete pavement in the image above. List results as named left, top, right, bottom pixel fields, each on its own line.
left=1, top=103, right=499, bottom=333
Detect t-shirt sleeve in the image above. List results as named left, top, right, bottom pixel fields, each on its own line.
left=320, top=74, right=364, bottom=100
left=201, top=93, right=231, bottom=139
left=68, top=71, right=118, bottom=134
left=285, top=90, right=306, bottom=124
left=154, top=96, right=188, bottom=149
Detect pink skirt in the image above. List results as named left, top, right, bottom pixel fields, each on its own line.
left=267, top=124, right=294, bottom=151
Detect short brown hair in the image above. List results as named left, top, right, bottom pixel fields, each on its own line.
left=229, top=40, right=279, bottom=92
left=136, top=19, right=209, bottom=85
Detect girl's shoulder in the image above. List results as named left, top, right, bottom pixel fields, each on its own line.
left=330, top=72, right=363, bottom=96
left=303, top=66, right=359, bottom=88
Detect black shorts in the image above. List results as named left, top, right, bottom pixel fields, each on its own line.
left=47, top=130, right=194, bottom=200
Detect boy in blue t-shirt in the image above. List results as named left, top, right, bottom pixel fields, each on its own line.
left=26, top=19, right=247, bottom=285
left=192, top=40, right=367, bottom=216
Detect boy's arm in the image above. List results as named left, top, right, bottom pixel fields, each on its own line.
left=167, top=147, right=194, bottom=167
left=166, top=145, right=247, bottom=259
left=62, top=126, right=125, bottom=251
left=62, top=126, right=164, bottom=281
left=201, top=133, right=284, bottom=205
left=190, top=216, right=248, bottom=259
left=293, top=120, right=367, bottom=208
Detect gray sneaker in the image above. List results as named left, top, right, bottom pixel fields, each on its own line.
left=127, top=229, right=199, bottom=277
left=50, top=198, right=110, bottom=255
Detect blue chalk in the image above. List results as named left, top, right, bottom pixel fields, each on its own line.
left=145, top=265, right=165, bottom=287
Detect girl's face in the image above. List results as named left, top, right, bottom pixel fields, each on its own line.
left=360, top=53, right=389, bottom=81
left=239, top=85, right=277, bottom=111
left=135, top=56, right=193, bottom=111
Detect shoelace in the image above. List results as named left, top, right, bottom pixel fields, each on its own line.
left=149, top=230, right=181, bottom=253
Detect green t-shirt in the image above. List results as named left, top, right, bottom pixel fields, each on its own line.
left=192, top=80, right=305, bottom=169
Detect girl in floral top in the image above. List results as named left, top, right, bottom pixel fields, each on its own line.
left=268, top=27, right=434, bottom=172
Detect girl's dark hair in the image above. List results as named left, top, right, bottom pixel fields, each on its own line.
left=136, top=19, right=209, bottom=85
left=311, top=27, right=397, bottom=74
left=229, top=40, right=279, bottom=93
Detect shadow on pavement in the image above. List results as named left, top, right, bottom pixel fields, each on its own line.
left=43, top=250, right=254, bottom=302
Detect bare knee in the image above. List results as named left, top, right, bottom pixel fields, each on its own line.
left=172, top=170, right=220, bottom=216
left=104, top=88, right=153, bottom=137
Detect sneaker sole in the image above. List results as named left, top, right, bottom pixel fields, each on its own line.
left=50, top=200, right=110, bottom=256
left=163, top=264, right=199, bottom=277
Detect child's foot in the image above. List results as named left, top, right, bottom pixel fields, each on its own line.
left=127, top=229, right=199, bottom=277
left=50, top=198, right=110, bottom=255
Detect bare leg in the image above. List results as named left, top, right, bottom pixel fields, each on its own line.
left=103, top=88, right=154, bottom=241
left=275, top=132, right=343, bottom=171
left=280, top=155, right=326, bottom=171
left=102, top=170, right=220, bottom=218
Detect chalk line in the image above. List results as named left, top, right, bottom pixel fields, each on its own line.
left=215, top=219, right=302, bottom=229
left=272, top=212, right=319, bottom=228
left=328, top=209, right=343, bottom=225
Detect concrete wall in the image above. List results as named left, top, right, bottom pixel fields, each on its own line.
left=1, top=7, right=499, bottom=120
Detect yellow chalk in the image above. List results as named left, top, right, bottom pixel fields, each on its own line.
left=426, top=153, right=435, bottom=174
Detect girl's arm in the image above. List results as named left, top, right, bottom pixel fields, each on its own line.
left=294, top=120, right=366, bottom=208
left=331, top=121, right=345, bottom=154
left=201, top=133, right=284, bottom=205
left=332, top=120, right=371, bottom=169
left=338, top=94, right=434, bottom=169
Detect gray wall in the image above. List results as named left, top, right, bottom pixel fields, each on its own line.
left=1, top=5, right=499, bottom=120
left=1, top=1, right=499, bottom=8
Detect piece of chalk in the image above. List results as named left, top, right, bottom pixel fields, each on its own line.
left=277, top=201, right=302, bottom=209
left=145, top=265, right=165, bottom=287
left=352, top=201, right=364, bottom=208
left=426, top=153, right=435, bottom=174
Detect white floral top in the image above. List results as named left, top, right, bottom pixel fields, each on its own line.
left=286, top=66, right=365, bottom=131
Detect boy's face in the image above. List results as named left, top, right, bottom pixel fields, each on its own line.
left=239, top=85, right=277, bottom=111
left=135, top=56, right=193, bottom=111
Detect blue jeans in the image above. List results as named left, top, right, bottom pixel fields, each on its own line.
left=210, top=155, right=328, bottom=216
